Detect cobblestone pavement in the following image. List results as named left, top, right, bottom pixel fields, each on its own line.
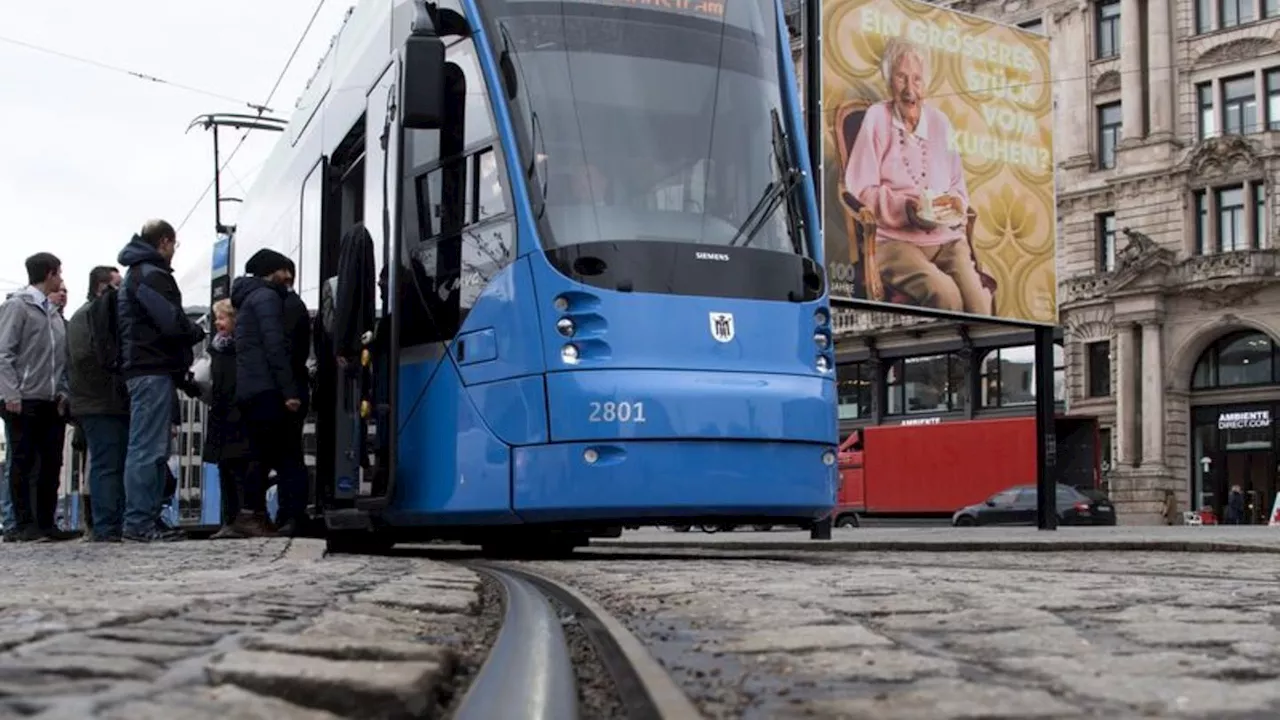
left=0, top=539, right=483, bottom=719
left=601, top=526, right=1280, bottom=552
left=530, top=548, right=1280, bottom=719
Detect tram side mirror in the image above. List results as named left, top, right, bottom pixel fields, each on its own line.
left=402, top=35, right=445, bottom=130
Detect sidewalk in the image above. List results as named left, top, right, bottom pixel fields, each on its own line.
left=596, top=526, right=1280, bottom=553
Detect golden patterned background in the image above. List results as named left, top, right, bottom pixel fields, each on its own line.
left=821, top=0, right=1056, bottom=325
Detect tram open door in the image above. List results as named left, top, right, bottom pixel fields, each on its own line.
left=311, top=6, right=447, bottom=550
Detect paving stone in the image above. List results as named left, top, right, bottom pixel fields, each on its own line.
left=102, top=686, right=344, bottom=720
left=240, top=632, right=449, bottom=663
left=939, top=625, right=1096, bottom=656
left=352, top=587, right=476, bottom=615
left=206, top=650, right=448, bottom=718
left=802, top=677, right=1080, bottom=719
left=875, top=607, right=1064, bottom=633
left=0, top=654, right=159, bottom=681
left=26, top=635, right=195, bottom=664
left=89, top=627, right=220, bottom=647
left=1118, top=622, right=1280, bottom=647
left=721, top=624, right=893, bottom=654
left=793, top=649, right=959, bottom=682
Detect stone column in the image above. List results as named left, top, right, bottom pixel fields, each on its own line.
left=1120, top=0, right=1145, bottom=140
left=1141, top=322, right=1165, bottom=466
left=1114, top=323, right=1137, bottom=466
left=1147, top=0, right=1174, bottom=138
left=1051, top=7, right=1088, bottom=160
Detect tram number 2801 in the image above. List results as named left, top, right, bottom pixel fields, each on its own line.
left=588, top=401, right=647, bottom=423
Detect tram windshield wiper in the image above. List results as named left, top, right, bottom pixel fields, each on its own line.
left=728, top=109, right=804, bottom=250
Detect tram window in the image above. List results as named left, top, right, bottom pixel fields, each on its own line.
left=448, top=40, right=497, bottom=148
left=299, top=163, right=323, bottom=310
left=476, top=149, right=507, bottom=222
left=460, top=220, right=515, bottom=314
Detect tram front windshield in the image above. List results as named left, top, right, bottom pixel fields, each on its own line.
left=482, top=0, right=802, bottom=256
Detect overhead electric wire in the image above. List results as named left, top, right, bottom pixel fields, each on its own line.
left=0, top=34, right=271, bottom=113
left=175, top=0, right=331, bottom=235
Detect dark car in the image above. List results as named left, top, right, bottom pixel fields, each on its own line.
left=952, top=483, right=1116, bottom=527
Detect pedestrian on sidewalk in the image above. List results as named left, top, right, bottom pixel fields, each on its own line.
left=275, top=261, right=311, bottom=536
left=202, top=299, right=254, bottom=539
left=231, top=249, right=302, bottom=537
left=117, top=220, right=205, bottom=543
left=67, top=265, right=128, bottom=542
left=0, top=253, right=79, bottom=542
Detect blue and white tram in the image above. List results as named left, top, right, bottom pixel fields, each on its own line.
left=225, top=0, right=836, bottom=553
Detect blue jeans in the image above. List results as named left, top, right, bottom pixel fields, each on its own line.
left=123, top=375, right=174, bottom=536
left=1, top=420, right=14, bottom=530
left=80, top=414, right=129, bottom=539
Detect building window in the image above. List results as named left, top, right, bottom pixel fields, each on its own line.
left=979, top=344, right=1066, bottom=408
left=1198, top=181, right=1266, bottom=254
left=1195, top=189, right=1210, bottom=254
left=1221, top=0, right=1255, bottom=27
left=1018, top=18, right=1044, bottom=34
left=1222, top=74, right=1259, bottom=136
left=1096, top=212, right=1117, bottom=272
left=836, top=362, right=872, bottom=420
left=1269, top=0, right=1280, bottom=18
left=885, top=353, right=965, bottom=415
left=1196, top=0, right=1213, bottom=32
left=1192, top=331, right=1279, bottom=389
left=1268, top=70, right=1280, bottom=131
left=1095, top=0, right=1120, bottom=59
left=1198, top=82, right=1215, bottom=140
left=1098, top=102, right=1121, bottom=169
left=1218, top=186, right=1247, bottom=251
left=1099, top=427, right=1113, bottom=473
left=1257, top=182, right=1268, bottom=245
left=1087, top=341, right=1111, bottom=397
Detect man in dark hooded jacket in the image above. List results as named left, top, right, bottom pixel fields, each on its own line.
left=231, top=249, right=303, bottom=535
left=116, top=220, right=204, bottom=543
left=275, top=259, right=312, bottom=535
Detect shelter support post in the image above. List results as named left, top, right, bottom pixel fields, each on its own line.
left=1034, top=325, right=1058, bottom=530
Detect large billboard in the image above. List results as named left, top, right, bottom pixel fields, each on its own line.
left=821, top=0, right=1056, bottom=325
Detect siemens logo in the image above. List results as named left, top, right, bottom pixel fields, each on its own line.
left=695, top=252, right=730, bottom=261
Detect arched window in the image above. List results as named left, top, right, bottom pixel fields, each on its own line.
left=979, top=343, right=1065, bottom=407
left=1192, top=331, right=1279, bottom=389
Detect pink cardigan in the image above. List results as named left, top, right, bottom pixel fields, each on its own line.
left=844, top=102, right=969, bottom=247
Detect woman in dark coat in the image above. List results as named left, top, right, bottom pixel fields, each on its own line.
left=203, top=300, right=261, bottom=538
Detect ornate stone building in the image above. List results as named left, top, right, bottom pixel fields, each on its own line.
left=789, top=0, right=1280, bottom=523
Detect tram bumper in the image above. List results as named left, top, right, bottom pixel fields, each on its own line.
left=512, top=369, right=837, bottom=522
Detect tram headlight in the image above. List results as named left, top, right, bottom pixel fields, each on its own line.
left=556, top=317, right=576, bottom=337
left=814, top=309, right=829, bottom=327
left=822, top=450, right=836, bottom=466
left=561, top=343, right=581, bottom=364
left=815, top=355, right=831, bottom=373
left=813, top=331, right=829, bottom=350
left=583, top=448, right=600, bottom=464
left=554, top=296, right=570, bottom=312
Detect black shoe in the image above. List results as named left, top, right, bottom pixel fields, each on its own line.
left=44, top=529, right=83, bottom=542
left=17, top=526, right=48, bottom=543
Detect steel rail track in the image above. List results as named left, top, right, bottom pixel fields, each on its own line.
left=454, top=564, right=702, bottom=720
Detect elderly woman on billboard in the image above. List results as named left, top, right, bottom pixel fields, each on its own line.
left=843, top=38, right=991, bottom=315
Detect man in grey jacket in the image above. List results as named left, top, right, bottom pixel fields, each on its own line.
left=68, top=266, right=127, bottom=542
left=0, top=253, right=79, bottom=542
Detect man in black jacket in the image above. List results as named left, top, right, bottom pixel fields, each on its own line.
left=231, top=249, right=303, bottom=536
left=67, top=265, right=127, bottom=542
left=276, top=260, right=312, bottom=535
left=117, top=220, right=205, bottom=543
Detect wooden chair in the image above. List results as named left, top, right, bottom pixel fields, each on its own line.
left=832, top=100, right=997, bottom=314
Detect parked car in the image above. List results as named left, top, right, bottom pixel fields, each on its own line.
left=952, top=483, right=1116, bottom=527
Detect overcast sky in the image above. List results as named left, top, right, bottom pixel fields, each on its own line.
left=0, top=0, right=355, bottom=307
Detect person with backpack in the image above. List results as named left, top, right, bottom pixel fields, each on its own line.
left=68, top=265, right=128, bottom=542
left=116, top=220, right=205, bottom=543
left=0, top=253, right=79, bottom=543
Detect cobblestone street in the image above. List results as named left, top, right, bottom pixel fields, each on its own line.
left=532, top=548, right=1280, bottom=719
left=0, top=540, right=484, bottom=719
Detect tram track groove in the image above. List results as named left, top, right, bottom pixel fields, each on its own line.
left=455, top=563, right=702, bottom=720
